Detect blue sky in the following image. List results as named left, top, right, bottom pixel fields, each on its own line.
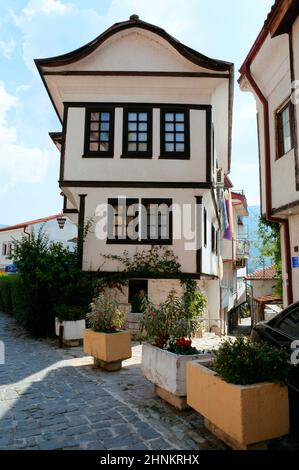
left=0, top=0, right=274, bottom=225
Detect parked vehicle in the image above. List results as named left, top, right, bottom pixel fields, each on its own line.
left=251, top=302, right=299, bottom=434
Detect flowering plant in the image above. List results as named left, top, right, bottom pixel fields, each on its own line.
left=140, top=289, right=206, bottom=351
left=86, top=291, right=125, bottom=333
left=164, top=336, right=199, bottom=355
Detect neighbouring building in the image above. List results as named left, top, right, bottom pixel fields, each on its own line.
left=245, top=264, right=277, bottom=299
left=220, top=176, right=249, bottom=333
left=0, top=214, right=77, bottom=272
left=245, top=264, right=282, bottom=326
left=36, top=15, right=235, bottom=333
left=239, top=0, right=299, bottom=307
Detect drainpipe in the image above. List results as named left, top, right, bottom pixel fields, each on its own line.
left=242, top=64, right=293, bottom=305
left=23, top=225, right=30, bottom=240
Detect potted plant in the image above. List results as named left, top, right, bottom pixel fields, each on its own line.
left=84, top=290, right=131, bottom=371
left=54, top=305, right=86, bottom=347
left=187, top=338, right=290, bottom=449
left=141, top=289, right=210, bottom=410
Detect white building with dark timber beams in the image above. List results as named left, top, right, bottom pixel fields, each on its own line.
left=36, top=14, right=234, bottom=333
left=239, top=0, right=299, bottom=307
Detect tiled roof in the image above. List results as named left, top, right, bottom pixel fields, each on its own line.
left=0, top=214, right=63, bottom=233
left=245, top=264, right=277, bottom=280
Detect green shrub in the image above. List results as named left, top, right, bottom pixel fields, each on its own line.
left=0, top=275, right=19, bottom=314
left=12, top=230, right=94, bottom=337
left=140, top=289, right=204, bottom=349
left=213, top=337, right=290, bottom=385
left=54, top=304, right=87, bottom=322
left=86, top=290, right=125, bottom=333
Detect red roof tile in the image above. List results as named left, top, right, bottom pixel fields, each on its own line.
left=0, top=214, right=64, bottom=233
left=245, top=264, right=277, bottom=280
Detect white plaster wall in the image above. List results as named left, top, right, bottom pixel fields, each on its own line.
left=249, top=33, right=299, bottom=211
left=200, top=191, right=219, bottom=277
left=64, top=106, right=207, bottom=182
left=0, top=218, right=77, bottom=270
left=73, top=187, right=217, bottom=275
left=251, top=279, right=276, bottom=299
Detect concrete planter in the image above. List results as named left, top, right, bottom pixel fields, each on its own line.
left=187, top=362, right=289, bottom=449
left=142, top=343, right=211, bottom=410
left=55, top=318, right=85, bottom=346
left=83, top=329, right=132, bottom=371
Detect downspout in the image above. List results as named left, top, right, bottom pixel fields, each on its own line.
left=242, top=64, right=293, bottom=305
left=23, top=226, right=30, bottom=240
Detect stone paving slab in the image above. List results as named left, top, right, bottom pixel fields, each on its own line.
left=0, top=312, right=226, bottom=450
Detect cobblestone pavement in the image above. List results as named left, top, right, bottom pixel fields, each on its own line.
left=0, top=313, right=226, bottom=450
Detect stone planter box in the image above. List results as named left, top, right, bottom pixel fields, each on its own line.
left=55, top=318, right=85, bottom=346
left=142, top=343, right=211, bottom=410
left=187, top=362, right=289, bottom=450
left=83, top=329, right=131, bottom=371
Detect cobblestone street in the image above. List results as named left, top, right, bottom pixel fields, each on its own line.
left=0, top=312, right=228, bottom=450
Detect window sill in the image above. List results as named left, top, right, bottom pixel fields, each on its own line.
left=159, top=154, right=190, bottom=160
left=107, top=239, right=172, bottom=245
left=82, top=153, right=114, bottom=158
left=120, top=154, right=152, bottom=159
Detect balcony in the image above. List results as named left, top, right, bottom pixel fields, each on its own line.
left=236, top=238, right=250, bottom=259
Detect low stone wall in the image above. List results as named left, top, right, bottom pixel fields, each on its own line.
left=125, top=311, right=143, bottom=339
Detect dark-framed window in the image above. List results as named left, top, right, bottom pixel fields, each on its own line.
left=107, top=198, right=172, bottom=244
left=84, top=108, right=114, bottom=157
left=160, top=109, right=190, bottom=159
left=276, top=101, right=294, bottom=159
left=141, top=198, right=173, bottom=244
left=203, top=208, right=207, bottom=247
left=122, top=109, right=152, bottom=158
left=211, top=225, right=216, bottom=253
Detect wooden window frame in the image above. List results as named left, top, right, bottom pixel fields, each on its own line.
left=83, top=107, right=115, bottom=158
left=211, top=225, right=216, bottom=253
left=203, top=208, right=207, bottom=247
left=122, top=108, right=152, bottom=159
left=160, top=108, right=190, bottom=160
left=107, top=197, right=172, bottom=245
left=275, top=100, right=294, bottom=159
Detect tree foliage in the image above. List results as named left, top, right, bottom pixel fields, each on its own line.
left=257, top=217, right=282, bottom=296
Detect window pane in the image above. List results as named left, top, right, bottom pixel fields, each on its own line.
left=165, top=133, right=174, bottom=142
left=176, top=123, right=184, bottom=132
left=165, top=143, right=174, bottom=152
left=282, top=108, right=289, bottom=125
left=176, top=143, right=185, bottom=152
left=138, top=122, right=147, bottom=131
left=128, top=132, right=137, bottom=142
left=100, top=132, right=109, bottom=141
left=90, top=122, right=99, bottom=131
left=138, top=143, right=147, bottom=151
left=100, top=142, right=109, bottom=151
left=165, top=123, right=174, bottom=131
left=165, top=113, right=174, bottom=122
left=279, top=309, right=299, bottom=336
left=139, top=133, right=147, bottom=142
left=100, top=122, right=109, bottom=131
left=90, top=132, right=99, bottom=141
left=139, top=113, right=147, bottom=121
left=284, top=135, right=292, bottom=153
left=176, top=113, right=184, bottom=122
left=101, top=112, right=110, bottom=121
left=91, top=112, right=99, bottom=121
left=176, top=133, right=185, bottom=142
left=89, top=143, right=98, bottom=151
left=128, top=143, right=137, bottom=151
left=128, top=122, right=137, bottom=131
left=128, top=113, right=137, bottom=121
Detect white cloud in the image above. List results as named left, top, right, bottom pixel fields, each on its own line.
left=22, top=0, right=75, bottom=19
left=0, top=82, right=52, bottom=194
left=0, top=39, right=16, bottom=58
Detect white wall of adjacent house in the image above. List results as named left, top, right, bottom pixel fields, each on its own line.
left=0, top=218, right=77, bottom=271
left=251, top=279, right=276, bottom=299
left=248, top=32, right=299, bottom=212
